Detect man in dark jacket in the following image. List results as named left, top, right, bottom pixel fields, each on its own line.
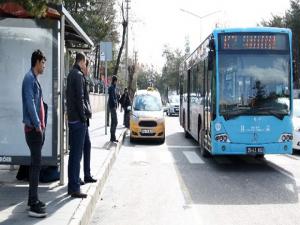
left=108, top=75, right=118, bottom=142
left=120, top=88, right=131, bottom=128
left=79, top=59, right=97, bottom=185
left=66, top=52, right=91, bottom=198
left=22, top=49, right=47, bottom=218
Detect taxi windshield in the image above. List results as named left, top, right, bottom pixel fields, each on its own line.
left=133, top=94, right=162, bottom=111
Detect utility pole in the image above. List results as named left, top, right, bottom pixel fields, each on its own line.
left=125, top=0, right=130, bottom=86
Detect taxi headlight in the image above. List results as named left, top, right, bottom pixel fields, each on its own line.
left=131, top=114, right=139, bottom=123
left=157, top=118, right=165, bottom=124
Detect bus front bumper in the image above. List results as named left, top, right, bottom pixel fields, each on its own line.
left=212, top=142, right=293, bottom=155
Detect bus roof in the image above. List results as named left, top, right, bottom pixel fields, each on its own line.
left=212, top=27, right=291, bottom=35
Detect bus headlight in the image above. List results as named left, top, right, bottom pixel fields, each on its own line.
left=215, top=133, right=231, bottom=143
left=279, top=133, right=293, bottom=142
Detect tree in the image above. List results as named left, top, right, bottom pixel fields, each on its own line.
left=63, top=0, right=118, bottom=44
left=260, top=0, right=300, bottom=88
left=113, top=2, right=127, bottom=76
left=161, top=46, right=185, bottom=96
left=2, top=0, right=61, bottom=17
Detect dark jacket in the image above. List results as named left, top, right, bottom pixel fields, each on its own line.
left=108, top=84, right=117, bottom=109
left=66, top=64, right=91, bottom=123
left=120, top=93, right=131, bottom=111
left=83, top=75, right=92, bottom=126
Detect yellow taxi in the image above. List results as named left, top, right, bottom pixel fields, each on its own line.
left=129, top=88, right=165, bottom=143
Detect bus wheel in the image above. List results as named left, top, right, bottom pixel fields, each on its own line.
left=185, top=130, right=191, bottom=138
left=199, top=131, right=210, bottom=158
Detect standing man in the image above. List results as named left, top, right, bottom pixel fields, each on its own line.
left=120, top=88, right=131, bottom=128
left=66, top=52, right=89, bottom=198
left=108, top=75, right=118, bottom=142
left=22, top=49, right=47, bottom=218
left=79, top=59, right=97, bottom=185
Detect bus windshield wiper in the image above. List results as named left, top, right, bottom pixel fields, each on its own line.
left=222, top=108, right=250, bottom=120
left=254, top=108, right=288, bottom=120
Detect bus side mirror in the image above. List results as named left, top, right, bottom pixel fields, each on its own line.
left=208, top=51, right=214, bottom=71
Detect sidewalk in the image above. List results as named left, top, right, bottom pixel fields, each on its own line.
left=0, top=110, right=126, bottom=225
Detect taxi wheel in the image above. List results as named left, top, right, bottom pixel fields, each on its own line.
left=130, top=136, right=135, bottom=143
left=159, top=137, right=165, bottom=144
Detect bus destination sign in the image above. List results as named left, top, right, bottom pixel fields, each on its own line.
left=219, top=33, right=288, bottom=51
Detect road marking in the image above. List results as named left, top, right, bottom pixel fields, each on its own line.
left=183, top=151, right=204, bottom=164
left=168, top=145, right=199, bottom=149
left=284, top=154, right=300, bottom=160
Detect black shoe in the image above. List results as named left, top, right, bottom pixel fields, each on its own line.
left=27, top=200, right=46, bottom=210
left=84, top=177, right=97, bottom=183
left=110, top=139, right=118, bottom=143
left=79, top=178, right=85, bottom=185
left=70, top=192, right=87, bottom=198
left=28, top=203, right=47, bottom=218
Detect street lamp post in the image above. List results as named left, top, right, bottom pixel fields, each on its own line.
left=180, top=8, right=221, bottom=42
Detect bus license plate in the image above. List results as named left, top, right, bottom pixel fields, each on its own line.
left=141, top=129, right=152, bottom=134
left=246, top=147, right=264, bottom=154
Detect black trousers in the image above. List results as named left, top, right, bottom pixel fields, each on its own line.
left=25, top=129, right=44, bottom=205
left=110, top=107, right=118, bottom=141
left=123, top=110, right=130, bottom=128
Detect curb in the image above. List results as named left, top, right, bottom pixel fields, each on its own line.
left=68, top=129, right=127, bottom=225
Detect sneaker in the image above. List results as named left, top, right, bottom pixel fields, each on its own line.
left=69, top=192, right=87, bottom=198
left=28, top=203, right=47, bottom=218
left=84, top=176, right=97, bottom=183
left=27, top=200, right=46, bottom=210
left=79, top=178, right=85, bottom=185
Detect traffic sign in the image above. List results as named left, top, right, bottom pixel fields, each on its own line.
left=100, top=42, right=112, bottom=62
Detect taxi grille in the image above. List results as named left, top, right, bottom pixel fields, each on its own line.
left=140, top=133, right=156, bottom=136
left=139, top=120, right=157, bottom=127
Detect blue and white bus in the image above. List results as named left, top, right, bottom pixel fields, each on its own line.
left=180, top=27, right=293, bottom=157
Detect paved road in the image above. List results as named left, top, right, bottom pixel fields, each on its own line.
left=90, top=116, right=300, bottom=225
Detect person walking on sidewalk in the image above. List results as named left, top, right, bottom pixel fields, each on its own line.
left=108, top=75, right=118, bottom=142
left=79, top=59, right=97, bottom=185
left=120, top=88, right=131, bottom=128
left=66, top=52, right=89, bottom=198
left=22, top=49, right=48, bottom=218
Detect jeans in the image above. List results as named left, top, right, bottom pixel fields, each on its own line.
left=123, top=110, right=130, bottom=128
left=83, top=128, right=91, bottom=179
left=110, top=107, right=118, bottom=141
left=25, top=129, right=44, bottom=205
left=68, top=122, right=87, bottom=193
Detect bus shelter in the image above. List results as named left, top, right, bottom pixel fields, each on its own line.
left=0, top=3, right=94, bottom=184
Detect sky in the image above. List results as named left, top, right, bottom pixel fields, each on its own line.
left=123, top=0, right=290, bottom=70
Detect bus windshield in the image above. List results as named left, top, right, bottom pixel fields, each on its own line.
left=219, top=52, right=290, bottom=119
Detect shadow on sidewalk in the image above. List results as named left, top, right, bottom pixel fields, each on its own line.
left=0, top=183, right=72, bottom=225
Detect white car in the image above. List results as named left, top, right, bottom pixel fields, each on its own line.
left=166, top=95, right=180, bottom=116
left=293, top=99, right=300, bottom=151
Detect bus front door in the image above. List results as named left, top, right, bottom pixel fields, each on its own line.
left=187, top=69, right=191, bottom=131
